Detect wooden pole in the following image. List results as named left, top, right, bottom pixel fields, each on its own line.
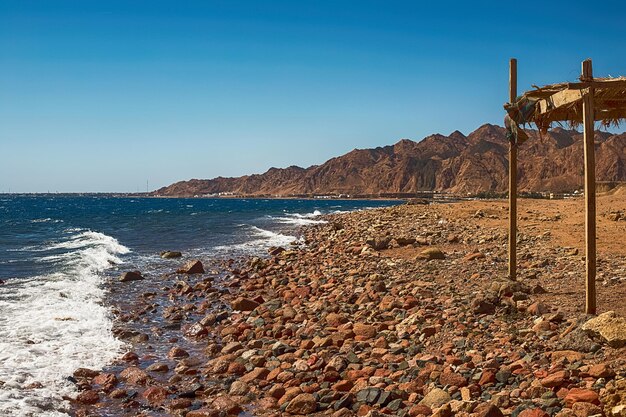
left=582, top=59, right=596, bottom=314
left=509, top=58, right=518, bottom=281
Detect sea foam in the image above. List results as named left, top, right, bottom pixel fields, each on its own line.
left=0, top=230, right=127, bottom=416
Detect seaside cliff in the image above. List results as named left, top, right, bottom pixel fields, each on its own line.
left=71, top=197, right=626, bottom=417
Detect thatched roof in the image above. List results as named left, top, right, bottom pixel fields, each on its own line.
left=505, top=76, right=626, bottom=133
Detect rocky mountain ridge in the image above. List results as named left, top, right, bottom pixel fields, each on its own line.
left=156, top=124, right=626, bottom=196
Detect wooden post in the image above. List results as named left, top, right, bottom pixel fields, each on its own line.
left=582, top=59, right=596, bottom=314
left=509, top=58, right=518, bottom=281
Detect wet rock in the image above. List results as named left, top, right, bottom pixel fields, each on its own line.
left=582, top=311, right=626, bottom=348
left=146, top=363, right=169, bottom=373
left=119, top=271, right=144, bottom=282
left=212, top=395, right=243, bottom=414
left=168, top=346, right=189, bottom=358
left=73, top=368, right=100, bottom=379
left=142, top=386, right=169, bottom=405
left=92, top=373, right=117, bottom=388
left=76, top=390, right=99, bottom=405
left=177, top=260, right=205, bottom=274
left=119, top=367, right=150, bottom=385
left=268, top=246, right=285, bottom=256
left=161, top=251, right=182, bottom=259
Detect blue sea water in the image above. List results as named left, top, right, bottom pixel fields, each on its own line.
left=0, top=195, right=399, bottom=416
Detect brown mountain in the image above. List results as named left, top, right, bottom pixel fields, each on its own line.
left=155, top=124, right=626, bottom=197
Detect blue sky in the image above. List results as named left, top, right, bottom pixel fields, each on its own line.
left=1, top=1, right=626, bottom=192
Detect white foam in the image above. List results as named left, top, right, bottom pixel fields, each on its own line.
left=0, top=230, right=127, bottom=416
left=273, top=210, right=327, bottom=226
left=213, top=226, right=298, bottom=255
left=31, top=218, right=63, bottom=224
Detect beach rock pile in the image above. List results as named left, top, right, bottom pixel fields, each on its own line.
left=72, top=203, right=626, bottom=417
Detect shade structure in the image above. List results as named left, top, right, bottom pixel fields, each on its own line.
left=503, top=59, right=625, bottom=315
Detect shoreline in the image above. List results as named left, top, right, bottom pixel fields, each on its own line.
left=70, top=199, right=626, bottom=417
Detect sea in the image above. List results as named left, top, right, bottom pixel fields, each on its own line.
left=0, top=195, right=400, bottom=416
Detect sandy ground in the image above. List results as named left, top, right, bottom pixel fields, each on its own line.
left=382, top=194, right=626, bottom=317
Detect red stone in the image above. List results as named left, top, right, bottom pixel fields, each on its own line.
left=564, top=388, right=600, bottom=407
left=142, top=386, right=169, bottom=406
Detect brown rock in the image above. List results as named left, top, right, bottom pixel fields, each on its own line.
left=473, top=403, right=504, bottom=417
left=119, top=271, right=144, bottom=282
left=231, top=297, right=260, bottom=311
left=240, top=367, right=269, bottom=383
left=212, top=395, right=243, bottom=414
left=571, top=402, right=604, bottom=417
left=142, top=386, right=169, bottom=406
left=420, top=388, right=451, bottom=409
left=326, top=312, right=348, bottom=327
left=587, top=363, right=615, bottom=379
left=186, top=409, right=219, bottom=417
left=119, top=367, right=150, bottom=385
left=518, top=409, right=549, bottom=417
left=76, top=390, right=99, bottom=405
left=146, top=362, right=169, bottom=373
left=564, top=388, right=600, bottom=407
left=160, top=251, right=182, bottom=259
left=464, top=251, right=486, bottom=261
left=479, top=369, right=497, bottom=385
left=417, top=247, right=446, bottom=260
left=528, top=302, right=550, bottom=316
left=168, top=346, right=189, bottom=358
left=550, top=350, right=585, bottom=363
left=285, top=393, right=317, bottom=414
left=73, top=368, right=100, bottom=379
left=177, top=260, right=204, bottom=274
left=440, top=372, right=467, bottom=387
left=409, top=404, right=433, bottom=416
left=582, top=311, right=626, bottom=348
left=540, top=370, right=569, bottom=388
left=92, top=373, right=117, bottom=388
left=353, top=323, right=378, bottom=339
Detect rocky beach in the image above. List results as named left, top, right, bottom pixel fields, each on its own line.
left=71, top=195, right=626, bottom=417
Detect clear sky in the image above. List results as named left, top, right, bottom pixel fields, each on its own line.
left=2, top=1, right=626, bottom=192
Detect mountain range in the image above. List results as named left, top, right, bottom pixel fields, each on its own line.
left=155, top=124, right=626, bottom=197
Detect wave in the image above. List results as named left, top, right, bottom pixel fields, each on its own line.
left=0, top=230, right=128, bottom=416
left=213, top=225, right=298, bottom=255
left=273, top=210, right=327, bottom=226
left=31, top=218, right=63, bottom=224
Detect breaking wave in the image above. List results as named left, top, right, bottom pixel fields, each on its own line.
left=0, top=230, right=127, bottom=416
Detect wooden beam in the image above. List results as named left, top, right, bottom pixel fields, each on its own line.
left=509, top=58, right=518, bottom=281
left=538, top=89, right=587, bottom=114
left=567, top=79, right=626, bottom=90
left=582, top=59, right=597, bottom=315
